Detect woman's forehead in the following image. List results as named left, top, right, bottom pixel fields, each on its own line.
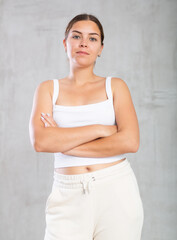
left=70, top=20, right=100, bottom=35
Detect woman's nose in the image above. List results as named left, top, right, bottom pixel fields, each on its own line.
left=79, top=38, right=88, bottom=47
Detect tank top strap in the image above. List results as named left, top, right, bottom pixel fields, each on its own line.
left=52, top=79, right=59, bottom=105
left=106, top=76, right=113, bottom=101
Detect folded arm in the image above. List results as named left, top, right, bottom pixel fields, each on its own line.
left=29, top=80, right=107, bottom=153
left=62, top=78, right=140, bottom=157
left=61, top=130, right=135, bottom=157
left=30, top=78, right=139, bottom=158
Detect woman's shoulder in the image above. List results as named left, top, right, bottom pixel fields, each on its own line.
left=111, top=76, right=126, bottom=85
left=36, top=79, right=53, bottom=95
left=37, top=79, right=53, bottom=88
left=34, top=79, right=61, bottom=101
left=111, top=77, right=129, bottom=95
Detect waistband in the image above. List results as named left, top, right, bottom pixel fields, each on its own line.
left=53, top=158, right=132, bottom=195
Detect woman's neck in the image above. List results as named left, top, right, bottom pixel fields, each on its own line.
left=67, top=65, right=96, bottom=87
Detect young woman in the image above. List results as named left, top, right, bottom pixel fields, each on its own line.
left=29, top=13, right=144, bottom=240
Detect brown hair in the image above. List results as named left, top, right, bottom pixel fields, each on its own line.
left=64, top=13, right=104, bottom=46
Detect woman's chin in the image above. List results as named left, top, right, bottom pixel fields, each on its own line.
left=71, top=60, right=94, bottom=68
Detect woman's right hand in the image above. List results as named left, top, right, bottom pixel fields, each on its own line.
left=99, top=124, right=118, bottom=137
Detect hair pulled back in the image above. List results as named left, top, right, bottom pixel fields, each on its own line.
left=64, top=13, right=104, bottom=46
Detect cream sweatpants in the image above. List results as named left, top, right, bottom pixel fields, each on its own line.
left=44, top=158, right=144, bottom=240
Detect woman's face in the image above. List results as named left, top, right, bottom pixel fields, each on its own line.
left=63, top=20, right=104, bottom=67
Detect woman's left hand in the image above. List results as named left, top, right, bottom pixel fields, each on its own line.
left=40, top=113, right=73, bottom=155
left=40, top=113, right=58, bottom=127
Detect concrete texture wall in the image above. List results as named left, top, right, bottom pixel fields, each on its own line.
left=0, top=0, right=176, bottom=239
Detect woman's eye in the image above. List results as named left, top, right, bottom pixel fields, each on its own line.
left=90, top=37, right=97, bottom=41
left=72, top=35, right=80, bottom=39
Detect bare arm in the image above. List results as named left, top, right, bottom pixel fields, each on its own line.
left=29, top=80, right=113, bottom=153
left=61, top=131, right=131, bottom=157
left=62, top=78, right=140, bottom=157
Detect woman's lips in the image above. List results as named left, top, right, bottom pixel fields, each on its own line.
left=76, top=51, right=89, bottom=55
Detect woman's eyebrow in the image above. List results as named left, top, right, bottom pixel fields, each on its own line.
left=71, top=30, right=100, bottom=36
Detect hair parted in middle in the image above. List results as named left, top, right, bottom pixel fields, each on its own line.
left=64, top=13, right=104, bottom=46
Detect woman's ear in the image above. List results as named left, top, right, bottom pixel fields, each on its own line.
left=98, top=44, right=104, bottom=57
left=63, top=39, right=67, bottom=52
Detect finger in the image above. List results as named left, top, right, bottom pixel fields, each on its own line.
left=41, top=113, right=57, bottom=127
left=46, top=113, right=58, bottom=126
left=41, top=113, right=53, bottom=125
left=41, top=114, right=57, bottom=128
left=41, top=116, right=51, bottom=127
left=45, top=122, right=50, bottom=127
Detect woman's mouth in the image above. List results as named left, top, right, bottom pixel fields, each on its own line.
left=76, top=51, right=89, bottom=55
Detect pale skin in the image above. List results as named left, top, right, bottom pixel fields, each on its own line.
left=29, top=20, right=140, bottom=174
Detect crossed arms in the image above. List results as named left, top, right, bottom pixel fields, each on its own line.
left=29, top=78, right=140, bottom=158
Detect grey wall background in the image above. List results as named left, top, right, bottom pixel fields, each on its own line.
left=0, top=0, right=176, bottom=239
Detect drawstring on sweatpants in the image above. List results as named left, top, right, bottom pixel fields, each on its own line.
left=80, top=176, right=96, bottom=194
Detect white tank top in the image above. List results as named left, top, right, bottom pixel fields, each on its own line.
left=52, top=76, right=126, bottom=168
